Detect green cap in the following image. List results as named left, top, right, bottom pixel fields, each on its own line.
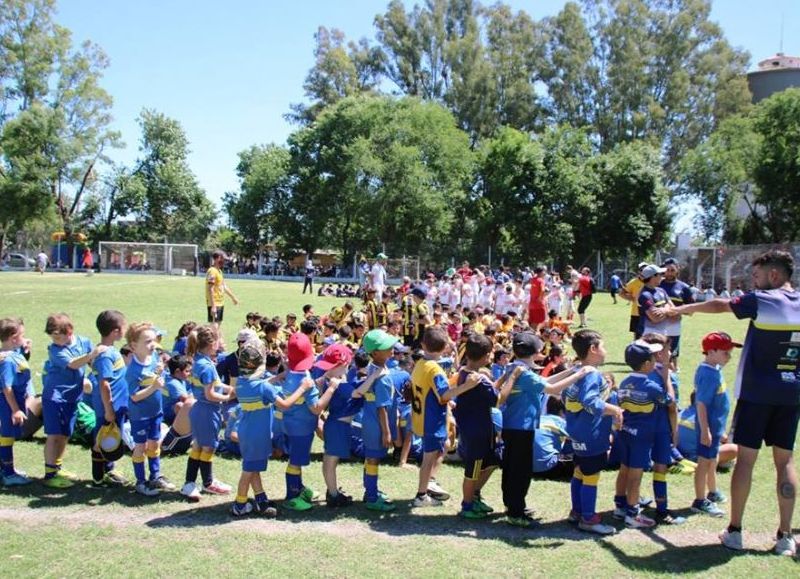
left=376, top=252, right=388, bottom=260
left=362, top=329, right=398, bottom=353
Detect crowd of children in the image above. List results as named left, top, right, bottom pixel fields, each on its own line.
left=0, top=265, right=743, bottom=536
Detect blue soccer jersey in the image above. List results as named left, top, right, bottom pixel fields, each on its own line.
left=235, top=374, right=280, bottom=464
left=694, top=362, right=729, bottom=437
left=42, top=336, right=92, bottom=403
left=163, top=376, right=188, bottom=423
left=647, top=364, right=674, bottom=435
left=677, top=405, right=698, bottom=460
left=729, top=289, right=800, bottom=405
left=410, top=359, right=449, bottom=438
left=638, top=286, right=671, bottom=336
left=126, top=355, right=163, bottom=421
left=0, top=351, right=30, bottom=397
left=533, top=414, right=568, bottom=473
left=362, top=364, right=394, bottom=449
left=563, top=370, right=614, bottom=456
left=618, top=373, right=668, bottom=439
left=454, top=368, right=498, bottom=459
left=660, top=278, right=694, bottom=336
left=191, top=354, right=224, bottom=405
left=91, top=348, right=128, bottom=414
left=502, top=361, right=546, bottom=431
left=281, top=370, right=320, bottom=436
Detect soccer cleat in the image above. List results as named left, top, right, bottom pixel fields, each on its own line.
left=3, top=472, right=32, bottom=487
left=326, top=490, right=354, bottom=508
left=505, top=514, right=540, bottom=529
left=231, top=501, right=254, bottom=517
left=203, top=479, right=232, bottom=495
left=180, top=482, right=201, bottom=502
left=427, top=479, right=450, bottom=501
left=412, top=493, right=442, bottom=508
left=135, top=481, right=160, bottom=497
left=691, top=499, right=724, bottom=517
left=459, top=506, right=487, bottom=519
left=567, top=510, right=580, bottom=525
left=103, top=470, right=128, bottom=486
left=42, top=473, right=74, bottom=489
left=284, top=496, right=313, bottom=511
left=579, top=515, right=616, bottom=535
left=655, top=510, right=687, bottom=525
left=774, top=533, right=797, bottom=557
left=707, top=490, right=727, bottom=504
left=366, top=495, right=396, bottom=512
left=58, top=469, right=80, bottom=481
left=149, top=475, right=177, bottom=492
left=473, top=498, right=494, bottom=513
left=300, top=486, right=320, bottom=502
left=612, top=507, right=627, bottom=520
left=255, top=500, right=279, bottom=518
left=625, top=512, right=656, bottom=529
left=668, top=459, right=696, bottom=475
left=720, top=529, right=744, bottom=551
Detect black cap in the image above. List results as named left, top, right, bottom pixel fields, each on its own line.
left=512, top=331, right=544, bottom=358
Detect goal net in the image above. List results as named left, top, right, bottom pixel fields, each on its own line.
left=98, top=241, right=198, bottom=275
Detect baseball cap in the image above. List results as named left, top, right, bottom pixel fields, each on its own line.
left=376, top=252, right=387, bottom=260
left=662, top=257, right=678, bottom=267
left=410, top=287, right=427, bottom=299
left=287, top=332, right=315, bottom=371
left=512, top=331, right=544, bottom=358
left=362, top=329, right=398, bottom=353
left=637, top=262, right=649, bottom=271
left=393, top=342, right=409, bottom=354
left=237, top=328, right=258, bottom=343
left=625, top=340, right=663, bottom=370
left=641, top=264, right=666, bottom=280
left=701, top=331, right=743, bottom=354
left=314, top=343, right=353, bottom=371
left=237, top=341, right=265, bottom=372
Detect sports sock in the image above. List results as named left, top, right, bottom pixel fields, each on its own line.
left=44, top=463, right=58, bottom=479
left=570, top=467, right=584, bottom=515
left=147, top=448, right=161, bottom=480
left=580, top=472, right=600, bottom=520
left=91, top=449, right=105, bottom=482
left=363, top=462, right=379, bottom=502
left=653, top=472, right=668, bottom=514
left=285, top=464, right=302, bottom=499
left=132, top=455, right=146, bottom=484
left=0, top=437, right=15, bottom=476
left=199, top=450, right=213, bottom=486
left=185, top=448, right=201, bottom=484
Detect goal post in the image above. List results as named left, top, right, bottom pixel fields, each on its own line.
left=98, top=241, right=198, bottom=275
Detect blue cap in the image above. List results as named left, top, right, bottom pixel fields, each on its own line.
left=624, top=340, right=662, bottom=370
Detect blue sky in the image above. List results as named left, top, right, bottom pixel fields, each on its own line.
left=56, top=0, right=800, bottom=211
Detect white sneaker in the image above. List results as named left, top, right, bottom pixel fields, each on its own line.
left=625, top=513, right=656, bottom=529
left=612, top=506, right=627, bottom=520
left=180, top=481, right=201, bottom=502
left=775, top=533, right=797, bottom=557
left=412, top=493, right=443, bottom=507
left=720, top=529, right=743, bottom=551
left=579, top=515, right=616, bottom=535
left=135, top=482, right=160, bottom=497
left=203, top=479, right=232, bottom=495
left=426, top=479, right=450, bottom=501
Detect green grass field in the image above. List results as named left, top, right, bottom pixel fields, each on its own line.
left=0, top=271, right=797, bottom=577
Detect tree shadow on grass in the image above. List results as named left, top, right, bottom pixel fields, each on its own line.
left=8, top=480, right=189, bottom=510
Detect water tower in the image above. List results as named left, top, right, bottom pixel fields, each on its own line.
left=747, top=53, right=800, bottom=103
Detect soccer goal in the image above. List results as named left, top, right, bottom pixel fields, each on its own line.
left=98, top=241, right=198, bottom=275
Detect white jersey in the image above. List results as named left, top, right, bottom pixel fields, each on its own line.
left=548, top=285, right=563, bottom=315
left=461, top=284, right=475, bottom=309
left=478, top=286, right=495, bottom=310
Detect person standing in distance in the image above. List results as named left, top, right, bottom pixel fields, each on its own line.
left=302, top=254, right=314, bottom=295
left=668, top=250, right=800, bottom=557
left=659, top=258, right=694, bottom=371
left=206, top=250, right=239, bottom=327
left=370, top=253, right=388, bottom=302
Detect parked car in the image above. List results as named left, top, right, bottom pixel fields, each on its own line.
left=7, top=253, right=36, bottom=268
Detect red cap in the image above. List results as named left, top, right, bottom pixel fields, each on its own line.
left=313, top=343, right=353, bottom=371
left=701, top=331, right=742, bottom=354
left=287, top=332, right=315, bottom=371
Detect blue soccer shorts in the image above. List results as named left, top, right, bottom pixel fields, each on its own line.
left=190, top=402, right=222, bottom=449
left=323, top=419, right=351, bottom=459
left=288, top=433, right=314, bottom=466
left=131, top=415, right=162, bottom=444
left=42, top=398, right=78, bottom=437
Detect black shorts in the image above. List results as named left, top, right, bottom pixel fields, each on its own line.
left=463, top=450, right=501, bottom=480
left=207, top=306, right=224, bottom=323
left=573, top=452, right=607, bottom=476
left=732, top=399, right=800, bottom=451
left=162, top=427, right=193, bottom=456
left=629, top=315, right=641, bottom=337
left=577, top=295, right=592, bottom=314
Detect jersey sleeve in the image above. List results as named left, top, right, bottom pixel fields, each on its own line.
left=0, top=360, right=14, bottom=390
left=304, top=384, right=320, bottom=407
left=167, top=378, right=187, bottom=399
left=198, top=363, right=219, bottom=387
left=93, top=354, right=113, bottom=381
left=374, top=374, right=394, bottom=408
left=580, top=372, right=607, bottom=416
left=694, top=369, right=719, bottom=407
left=432, top=370, right=450, bottom=400
left=50, top=346, right=73, bottom=370
left=729, top=291, right=759, bottom=320
left=638, top=289, right=655, bottom=312
left=261, top=381, right=279, bottom=405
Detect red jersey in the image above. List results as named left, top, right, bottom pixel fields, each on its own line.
left=529, top=277, right=546, bottom=309
left=578, top=275, right=593, bottom=298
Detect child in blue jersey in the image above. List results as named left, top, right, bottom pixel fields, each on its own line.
left=691, top=331, right=740, bottom=517
left=280, top=332, right=341, bottom=511
left=42, top=313, right=105, bottom=488
left=640, top=333, right=686, bottom=524
left=499, top=331, right=593, bottom=527
left=0, top=318, right=33, bottom=486
left=90, top=310, right=129, bottom=487
left=677, top=392, right=738, bottom=467
left=230, top=341, right=313, bottom=516
left=351, top=330, right=403, bottom=511
left=491, top=349, right=510, bottom=381
left=161, top=355, right=194, bottom=457
left=126, top=322, right=175, bottom=496
left=316, top=344, right=356, bottom=508
left=615, top=340, right=670, bottom=529
left=180, top=325, right=234, bottom=502
left=562, top=329, right=623, bottom=535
